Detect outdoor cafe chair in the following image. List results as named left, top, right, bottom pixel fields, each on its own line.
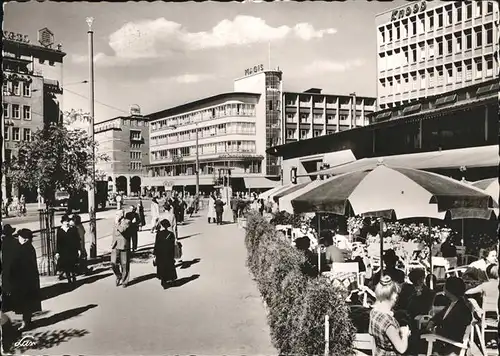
left=353, top=333, right=376, bottom=356
left=420, top=322, right=475, bottom=356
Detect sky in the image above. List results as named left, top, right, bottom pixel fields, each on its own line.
left=4, top=0, right=406, bottom=123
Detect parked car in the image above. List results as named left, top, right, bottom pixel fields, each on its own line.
left=54, top=190, right=70, bottom=211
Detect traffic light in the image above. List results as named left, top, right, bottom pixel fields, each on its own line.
left=290, top=167, right=297, bottom=184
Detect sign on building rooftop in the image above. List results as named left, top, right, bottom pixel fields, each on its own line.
left=38, top=28, right=54, bottom=48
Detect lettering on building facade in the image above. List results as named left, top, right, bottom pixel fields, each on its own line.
left=391, top=1, right=427, bottom=22
left=244, top=64, right=264, bottom=76
left=2, top=31, right=30, bottom=43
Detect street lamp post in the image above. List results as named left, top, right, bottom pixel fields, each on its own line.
left=86, top=17, right=97, bottom=258
left=349, top=92, right=357, bottom=128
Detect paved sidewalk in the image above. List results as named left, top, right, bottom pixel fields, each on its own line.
left=9, top=214, right=276, bottom=356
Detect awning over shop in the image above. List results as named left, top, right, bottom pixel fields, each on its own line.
left=310, top=145, right=499, bottom=176
left=273, top=182, right=309, bottom=200
left=243, top=177, right=280, bottom=189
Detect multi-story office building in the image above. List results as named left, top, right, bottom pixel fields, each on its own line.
left=281, top=89, right=377, bottom=144
left=2, top=28, right=65, bottom=201
left=144, top=68, right=283, bottom=193
left=376, top=0, right=499, bottom=109
left=94, top=105, right=150, bottom=196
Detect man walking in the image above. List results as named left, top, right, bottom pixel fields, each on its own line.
left=214, top=195, right=225, bottom=225
left=111, top=210, right=131, bottom=287
left=125, top=206, right=140, bottom=252
left=230, top=194, right=239, bottom=223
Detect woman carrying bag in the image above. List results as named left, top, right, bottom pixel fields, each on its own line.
left=153, top=219, right=178, bottom=289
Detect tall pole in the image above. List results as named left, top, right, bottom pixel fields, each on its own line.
left=195, top=123, right=199, bottom=195
left=87, top=17, right=97, bottom=258
left=1, top=112, right=6, bottom=202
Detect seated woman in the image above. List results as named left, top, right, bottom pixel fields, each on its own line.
left=369, top=276, right=411, bottom=355
left=469, top=248, right=497, bottom=272
left=465, top=264, right=498, bottom=314
left=426, top=277, right=472, bottom=356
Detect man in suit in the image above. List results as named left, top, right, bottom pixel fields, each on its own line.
left=214, top=195, right=225, bottom=225
left=230, top=195, right=240, bottom=223
left=111, top=210, right=131, bottom=287
left=125, top=206, right=140, bottom=252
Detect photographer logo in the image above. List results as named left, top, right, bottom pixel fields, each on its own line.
left=14, top=335, right=38, bottom=348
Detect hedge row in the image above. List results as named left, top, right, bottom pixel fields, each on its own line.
left=245, top=212, right=355, bottom=356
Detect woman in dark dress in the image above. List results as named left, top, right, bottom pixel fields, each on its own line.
left=2, top=228, right=42, bottom=331
left=153, top=219, right=177, bottom=289
left=55, top=214, right=81, bottom=284
left=137, top=200, right=146, bottom=231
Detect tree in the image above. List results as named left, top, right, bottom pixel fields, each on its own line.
left=6, top=124, right=108, bottom=208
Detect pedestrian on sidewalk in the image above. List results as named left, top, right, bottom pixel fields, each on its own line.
left=111, top=210, right=131, bottom=287
left=55, top=215, right=81, bottom=284
left=207, top=193, right=216, bottom=224
left=163, top=201, right=178, bottom=239
left=214, top=195, right=225, bottom=225
left=137, top=200, right=146, bottom=231
left=72, top=214, right=90, bottom=275
left=230, top=194, right=239, bottom=223
left=153, top=219, right=178, bottom=289
left=150, top=197, right=160, bottom=234
left=125, top=206, right=140, bottom=252
left=2, top=228, right=42, bottom=332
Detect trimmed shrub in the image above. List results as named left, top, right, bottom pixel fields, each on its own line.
left=245, top=212, right=355, bottom=356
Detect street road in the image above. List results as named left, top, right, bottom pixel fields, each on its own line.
left=6, top=213, right=276, bottom=355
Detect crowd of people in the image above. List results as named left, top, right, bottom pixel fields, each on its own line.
left=2, top=195, right=27, bottom=218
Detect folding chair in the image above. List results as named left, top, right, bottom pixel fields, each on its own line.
left=354, top=333, right=376, bottom=355
left=420, top=324, right=473, bottom=356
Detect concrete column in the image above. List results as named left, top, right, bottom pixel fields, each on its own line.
left=484, top=105, right=489, bottom=141
left=296, top=95, right=300, bottom=140
left=323, top=97, right=327, bottom=134
left=336, top=98, right=340, bottom=132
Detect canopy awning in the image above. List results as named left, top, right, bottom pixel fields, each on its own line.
left=243, top=177, right=280, bottom=189
left=310, top=145, right=499, bottom=176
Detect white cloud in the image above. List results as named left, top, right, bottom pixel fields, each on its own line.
left=72, top=16, right=337, bottom=65
left=150, top=73, right=216, bottom=85
left=303, top=59, right=365, bottom=75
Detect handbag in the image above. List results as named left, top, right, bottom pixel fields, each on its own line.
left=174, top=241, right=183, bottom=260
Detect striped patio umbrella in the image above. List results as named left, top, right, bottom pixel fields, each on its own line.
left=291, top=164, right=495, bottom=220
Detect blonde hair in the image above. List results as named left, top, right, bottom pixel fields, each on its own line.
left=115, top=209, right=125, bottom=224
left=375, top=276, right=400, bottom=302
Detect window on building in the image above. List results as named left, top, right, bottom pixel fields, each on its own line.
left=475, top=1, right=482, bottom=16
left=12, top=104, right=20, bottom=119
left=4, top=127, right=9, bottom=141
left=300, top=130, right=307, bottom=139
left=339, top=114, right=348, bottom=121
left=22, top=82, right=31, bottom=97
left=286, top=130, right=294, bottom=138
left=12, top=127, right=20, bottom=141
left=13, top=82, right=20, bottom=96
left=446, top=36, right=453, bottom=54
left=486, top=57, right=493, bottom=77
left=437, top=67, right=444, bottom=86
left=465, top=61, right=472, bottom=81
left=428, top=70, right=435, bottom=87
left=419, top=42, right=426, bottom=61
left=2, top=81, right=8, bottom=95
left=437, top=38, right=443, bottom=56
left=485, top=25, right=493, bottom=44
left=410, top=17, right=417, bottom=36
left=379, top=27, right=386, bottom=44
left=428, top=40, right=435, bottom=58
left=456, top=63, right=463, bottom=82
left=465, top=2, right=472, bottom=19
left=420, top=72, right=426, bottom=89
left=475, top=59, right=483, bottom=78
left=314, top=130, right=321, bottom=137
left=446, top=66, right=453, bottom=84
left=411, top=46, right=417, bottom=62
left=23, top=128, right=31, bottom=142
left=465, top=31, right=472, bottom=50
left=456, top=2, right=463, bottom=22
left=487, top=2, right=493, bottom=14
left=455, top=33, right=462, bottom=53
left=22, top=106, right=31, bottom=120
left=411, top=73, right=417, bottom=90
left=388, top=26, right=393, bottom=42
left=437, top=11, right=443, bottom=28
left=446, top=8, right=453, bottom=25
left=3, top=103, right=9, bottom=118
left=474, top=27, right=482, bottom=48
left=429, top=13, right=434, bottom=30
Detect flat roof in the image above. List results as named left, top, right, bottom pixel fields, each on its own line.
left=283, top=90, right=376, bottom=100
left=94, top=115, right=148, bottom=126
left=3, top=39, right=67, bottom=59
left=146, top=92, right=261, bottom=121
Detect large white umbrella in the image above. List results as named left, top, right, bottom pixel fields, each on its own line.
left=472, top=178, right=499, bottom=204
left=278, top=179, right=328, bottom=214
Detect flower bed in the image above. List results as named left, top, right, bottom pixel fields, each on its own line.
left=245, top=212, right=355, bottom=355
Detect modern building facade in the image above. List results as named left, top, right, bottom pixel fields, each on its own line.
left=143, top=69, right=283, bottom=193
left=94, top=106, right=150, bottom=196
left=271, top=79, right=498, bottom=185
left=2, top=28, right=65, bottom=201
left=281, top=89, right=377, bottom=144
left=376, top=0, right=499, bottom=109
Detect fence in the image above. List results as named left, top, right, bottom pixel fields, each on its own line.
left=38, top=208, right=57, bottom=276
